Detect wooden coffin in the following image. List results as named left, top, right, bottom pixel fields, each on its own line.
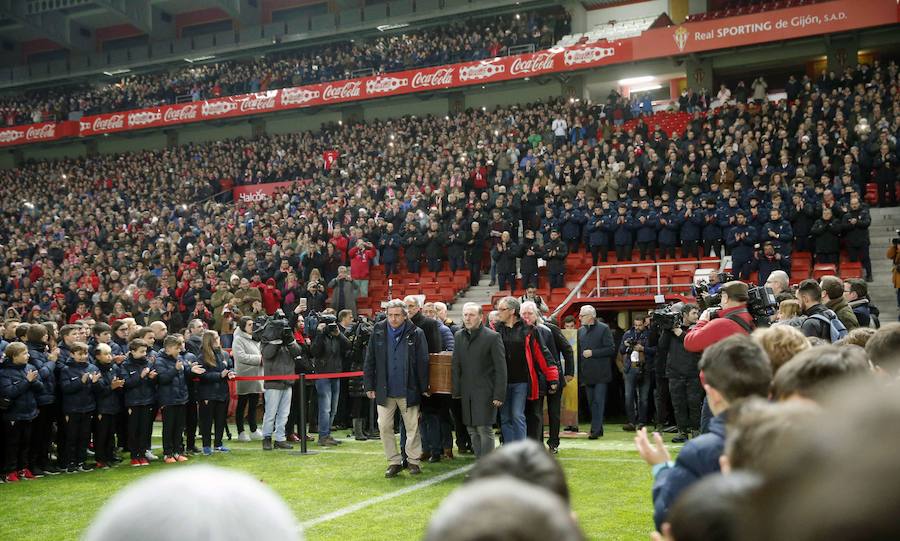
left=428, top=352, right=453, bottom=394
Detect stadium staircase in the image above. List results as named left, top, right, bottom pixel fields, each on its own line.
left=869, top=207, right=900, bottom=323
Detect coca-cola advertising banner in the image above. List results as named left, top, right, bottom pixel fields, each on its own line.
left=635, top=0, right=896, bottom=59
left=233, top=180, right=305, bottom=204
left=3, top=0, right=896, bottom=148
left=0, top=121, right=78, bottom=148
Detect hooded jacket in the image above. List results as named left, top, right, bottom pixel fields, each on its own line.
left=59, top=358, right=99, bottom=413
left=0, top=359, right=42, bottom=422
left=155, top=352, right=189, bottom=407
left=26, top=341, right=56, bottom=406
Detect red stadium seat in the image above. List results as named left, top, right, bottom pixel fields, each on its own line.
left=812, top=264, right=837, bottom=280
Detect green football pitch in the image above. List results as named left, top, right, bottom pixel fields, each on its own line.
left=0, top=423, right=672, bottom=541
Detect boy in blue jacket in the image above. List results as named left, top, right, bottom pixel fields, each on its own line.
left=155, top=335, right=193, bottom=463
left=92, top=343, right=124, bottom=468
left=122, top=339, right=157, bottom=467
left=0, top=342, right=43, bottom=482
left=59, top=342, right=100, bottom=472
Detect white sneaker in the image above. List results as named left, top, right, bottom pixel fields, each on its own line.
left=144, top=451, right=158, bottom=461
left=237, top=432, right=251, bottom=442
left=251, top=429, right=264, bottom=441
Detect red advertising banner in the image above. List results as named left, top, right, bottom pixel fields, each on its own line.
left=0, top=121, right=79, bottom=148
left=1, top=0, right=897, bottom=148
left=233, top=180, right=306, bottom=204
left=634, top=0, right=897, bottom=59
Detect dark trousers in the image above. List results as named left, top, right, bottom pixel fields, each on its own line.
left=521, top=272, right=539, bottom=289
left=524, top=398, right=544, bottom=441
left=427, top=258, right=442, bottom=273
left=423, top=410, right=452, bottom=455
left=847, top=245, right=872, bottom=277
left=545, top=390, right=562, bottom=448
left=198, top=400, right=227, bottom=448
left=590, top=244, right=608, bottom=265
left=549, top=272, right=565, bottom=289
left=384, top=261, right=397, bottom=277
left=184, top=400, right=198, bottom=450
left=469, top=258, right=482, bottom=286
left=616, top=244, right=632, bottom=261
left=450, top=398, right=471, bottom=451
left=567, top=240, right=580, bottom=253
left=449, top=255, right=465, bottom=273
left=236, top=393, right=260, bottom=433
left=638, top=241, right=656, bottom=260
left=733, top=258, right=752, bottom=280
left=669, top=376, right=704, bottom=434
left=28, top=404, right=53, bottom=469
left=63, top=411, right=92, bottom=467
left=654, top=374, right=673, bottom=427
left=704, top=239, right=723, bottom=257
left=816, top=252, right=839, bottom=265
left=94, top=412, right=116, bottom=463
left=586, top=383, right=608, bottom=436
left=794, top=236, right=811, bottom=252
left=127, top=405, right=152, bottom=459
left=3, top=420, right=32, bottom=473
left=161, top=404, right=186, bottom=456
left=681, top=241, right=700, bottom=259
left=498, top=272, right=516, bottom=292
left=406, top=258, right=421, bottom=274
left=116, top=406, right=128, bottom=450
left=624, top=367, right=652, bottom=426
left=659, top=244, right=678, bottom=259
left=877, top=178, right=898, bottom=207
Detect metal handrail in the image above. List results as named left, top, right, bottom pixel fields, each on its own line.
left=548, top=259, right=723, bottom=320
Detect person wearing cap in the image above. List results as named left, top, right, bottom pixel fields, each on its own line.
left=684, top=281, right=755, bottom=353
left=727, top=212, right=757, bottom=280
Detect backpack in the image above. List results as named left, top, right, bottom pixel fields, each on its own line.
left=809, top=310, right=849, bottom=343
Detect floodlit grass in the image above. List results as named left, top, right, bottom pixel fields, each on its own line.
left=0, top=423, right=671, bottom=541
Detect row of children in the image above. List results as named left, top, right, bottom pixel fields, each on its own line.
left=0, top=319, right=235, bottom=482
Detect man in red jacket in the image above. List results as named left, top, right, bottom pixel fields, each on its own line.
left=684, top=281, right=754, bottom=354
left=348, top=240, right=376, bottom=298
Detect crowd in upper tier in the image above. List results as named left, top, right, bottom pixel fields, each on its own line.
left=0, top=7, right=570, bottom=127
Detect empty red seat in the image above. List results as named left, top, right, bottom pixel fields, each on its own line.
left=812, top=264, right=837, bottom=280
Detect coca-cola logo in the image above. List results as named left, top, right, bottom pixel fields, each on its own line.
left=26, top=124, right=55, bottom=140
left=0, top=129, right=24, bottom=144
left=202, top=101, right=238, bottom=117
left=563, top=46, right=616, bottom=66
left=365, top=77, right=408, bottom=94
left=128, top=111, right=162, bottom=127
left=237, top=190, right=271, bottom=203
left=164, top=105, right=199, bottom=123
left=459, top=62, right=505, bottom=81
left=90, top=114, right=125, bottom=132
left=323, top=81, right=362, bottom=101
left=239, top=94, right=277, bottom=112
left=281, top=88, right=321, bottom=106
left=510, top=53, right=557, bottom=75
left=411, top=68, right=454, bottom=89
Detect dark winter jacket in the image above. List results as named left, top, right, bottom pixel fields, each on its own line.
left=93, top=362, right=123, bottom=415
left=194, top=350, right=231, bottom=402
left=26, top=341, right=56, bottom=406
left=121, top=355, right=157, bottom=407
left=658, top=327, right=701, bottom=379
left=363, top=320, right=429, bottom=407
left=59, top=359, right=99, bottom=413
left=0, top=359, right=42, bottom=421
left=155, top=352, right=189, bottom=407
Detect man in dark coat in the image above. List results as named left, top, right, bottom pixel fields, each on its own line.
left=364, top=299, right=430, bottom=478
left=841, top=197, right=872, bottom=281
left=451, top=302, right=507, bottom=458
left=576, top=305, right=615, bottom=439
left=657, top=304, right=703, bottom=443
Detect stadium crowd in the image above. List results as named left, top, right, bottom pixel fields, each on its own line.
left=0, top=7, right=569, bottom=127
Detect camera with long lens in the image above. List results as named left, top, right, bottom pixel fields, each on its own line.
left=307, top=311, right=339, bottom=336
left=253, top=309, right=294, bottom=344
left=746, top=286, right=777, bottom=327
left=695, top=272, right=734, bottom=311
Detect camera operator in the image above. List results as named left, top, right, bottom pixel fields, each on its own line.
left=619, top=315, right=654, bottom=432
left=311, top=315, right=350, bottom=446
left=684, top=281, right=755, bottom=353
left=657, top=304, right=702, bottom=443
left=259, top=312, right=309, bottom=451
left=329, top=266, right=359, bottom=316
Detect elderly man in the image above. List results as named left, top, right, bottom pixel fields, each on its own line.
left=576, top=305, right=615, bottom=439
left=765, top=270, right=791, bottom=302
left=451, top=303, right=507, bottom=457
left=364, top=299, right=430, bottom=478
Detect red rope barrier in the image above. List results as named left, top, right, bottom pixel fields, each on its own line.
left=232, top=371, right=364, bottom=382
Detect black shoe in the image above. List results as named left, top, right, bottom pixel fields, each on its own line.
left=66, top=465, right=79, bottom=474
left=622, top=423, right=636, bottom=432
left=408, top=464, right=422, bottom=475
left=187, top=447, right=201, bottom=454
left=672, top=434, right=689, bottom=444
left=385, top=465, right=403, bottom=478
left=43, top=465, right=61, bottom=475
left=77, top=463, right=93, bottom=473
left=865, top=275, right=873, bottom=282
left=274, top=440, right=294, bottom=450
left=428, top=455, right=441, bottom=463
left=262, top=437, right=273, bottom=451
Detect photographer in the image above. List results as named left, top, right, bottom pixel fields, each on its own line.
left=684, top=281, right=755, bottom=353
left=619, top=315, right=654, bottom=431
left=751, top=241, right=790, bottom=287
left=259, top=314, right=306, bottom=451
left=657, top=304, right=702, bottom=443
left=310, top=315, right=350, bottom=446
left=328, top=266, right=359, bottom=317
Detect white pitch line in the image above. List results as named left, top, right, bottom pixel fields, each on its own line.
left=300, top=465, right=472, bottom=529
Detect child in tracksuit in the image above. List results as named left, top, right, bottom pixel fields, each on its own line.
left=0, top=342, right=43, bottom=482
left=59, top=342, right=100, bottom=473
left=155, top=335, right=190, bottom=463
left=195, top=330, right=235, bottom=456
left=121, top=339, right=156, bottom=466
left=92, top=343, right=124, bottom=468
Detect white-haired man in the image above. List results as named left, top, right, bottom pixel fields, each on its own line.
left=577, top=305, right=615, bottom=439
left=452, top=303, right=507, bottom=457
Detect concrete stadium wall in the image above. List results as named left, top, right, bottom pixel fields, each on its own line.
left=20, top=142, right=87, bottom=162
left=466, top=80, right=565, bottom=110
left=266, top=110, right=342, bottom=135
left=179, top=121, right=254, bottom=144
left=363, top=97, right=450, bottom=122
left=97, top=131, right=168, bottom=155
left=585, top=0, right=667, bottom=27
